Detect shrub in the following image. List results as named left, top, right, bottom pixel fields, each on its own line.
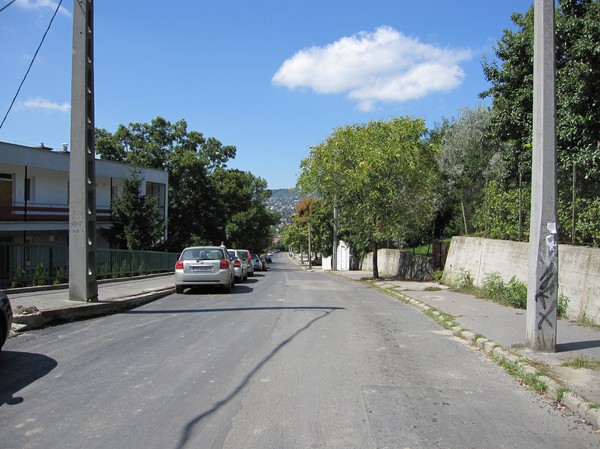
left=11, top=267, right=26, bottom=288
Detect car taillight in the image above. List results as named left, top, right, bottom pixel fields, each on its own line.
left=220, top=259, right=230, bottom=269
left=175, top=260, right=184, bottom=270
left=233, top=259, right=240, bottom=268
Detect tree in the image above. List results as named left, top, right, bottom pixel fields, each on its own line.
left=105, top=170, right=165, bottom=250
left=298, top=117, right=438, bottom=278
left=481, top=0, right=600, bottom=245
left=211, top=168, right=279, bottom=253
left=293, top=197, right=333, bottom=258
left=96, top=117, right=238, bottom=250
left=437, top=105, right=503, bottom=235
left=481, top=1, right=600, bottom=184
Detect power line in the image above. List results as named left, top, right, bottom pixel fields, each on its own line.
left=0, top=0, right=17, bottom=14
left=0, top=0, right=64, bottom=131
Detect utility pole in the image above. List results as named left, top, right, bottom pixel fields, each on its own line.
left=308, top=222, right=312, bottom=269
left=332, top=199, right=338, bottom=271
left=69, top=0, right=98, bottom=302
left=526, top=0, right=558, bottom=351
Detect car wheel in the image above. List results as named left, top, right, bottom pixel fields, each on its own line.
left=223, top=279, right=232, bottom=294
left=0, top=320, right=6, bottom=351
left=175, top=285, right=184, bottom=294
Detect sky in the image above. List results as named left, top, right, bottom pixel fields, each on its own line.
left=1, top=0, right=531, bottom=190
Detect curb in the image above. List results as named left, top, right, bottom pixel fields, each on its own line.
left=12, top=287, right=174, bottom=332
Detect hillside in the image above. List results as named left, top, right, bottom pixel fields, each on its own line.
left=266, top=188, right=304, bottom=226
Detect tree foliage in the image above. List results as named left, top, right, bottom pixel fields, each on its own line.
left=478, top=0, right=600, bottom=245
left=104, top=170, right=165, bottom=250
left=96, top=117, right=276, bottom=252
left=481, top=0, right=600, bottom=188
left=298, top=117, right=438, bottom=277
left=438, top=106, right=503, bottom=235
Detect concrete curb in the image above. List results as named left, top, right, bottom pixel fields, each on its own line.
left=337, top=274, right=600, bottom=430
left=12, top=287, right=174, bottom=332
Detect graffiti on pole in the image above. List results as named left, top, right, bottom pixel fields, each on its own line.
left=535, top=223, right=558, bottom=330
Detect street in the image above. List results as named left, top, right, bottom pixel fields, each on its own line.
left=1, top=253, right=598, bottom=449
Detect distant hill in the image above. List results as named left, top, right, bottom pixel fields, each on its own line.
left=266, top=188, right=305, bottom=225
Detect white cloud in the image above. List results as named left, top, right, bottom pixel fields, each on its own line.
left=272, top=26, right=472, bottom=111
left=16, top=0, right=70, bottom=17
left=20, top=97, right=70, bottom=112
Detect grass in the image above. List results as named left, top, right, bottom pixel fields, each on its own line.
left=496, top=357, right=548, bottom=394
left=444, top=270, right=570, bottom=318
left=561, top=356, right=600, bottom=370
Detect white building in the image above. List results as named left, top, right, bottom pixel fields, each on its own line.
left=0, top=141, right=168, bottom=248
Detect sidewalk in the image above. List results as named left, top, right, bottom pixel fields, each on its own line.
left=8, top=273, right=174, bottom=331
left=328, top=268, right=600, bottom=429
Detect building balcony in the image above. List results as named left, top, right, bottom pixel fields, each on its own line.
left=0, top=202, right=112, bottom=223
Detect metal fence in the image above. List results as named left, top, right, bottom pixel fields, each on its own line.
left=0, top=243, right=179, bottom=289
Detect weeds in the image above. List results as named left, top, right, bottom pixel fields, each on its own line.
left=561, top=356, right=600, bottom=370
left=496, top=357, right=547, bottom=394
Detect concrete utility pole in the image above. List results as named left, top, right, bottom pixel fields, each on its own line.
left=332, top=199, right=338, bottom=271
left=526, top=0, right=558, bottom=351
left=69, top=0, right=98, bottom=302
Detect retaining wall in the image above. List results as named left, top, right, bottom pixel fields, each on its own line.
left=361, top=249, right=435, bottom=281
left=443, top=236, right=600, bottom=324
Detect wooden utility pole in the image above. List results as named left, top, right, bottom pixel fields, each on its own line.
left=69, top=0, right=98, bottom=302
left=526, top=0, right=558, bottom=351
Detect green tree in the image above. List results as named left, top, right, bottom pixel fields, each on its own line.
left=481, top=0, right=600, bottom=186
left=481, top=0, right=600, bottom=245
left=96, top=117, right=237, bottom=250
left=298, top=117, right=438, bottom=278
left=106, top=170, right=165, bottom=250
left=438, top=105, right=503, bottom=235
left=211, top=168, right=279, bottom=253
left=292, top=197, right=333, bottom=258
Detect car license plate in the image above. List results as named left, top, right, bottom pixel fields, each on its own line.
left=192, top=266, right=212, bottom=272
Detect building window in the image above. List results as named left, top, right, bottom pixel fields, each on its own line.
left=25, top=177, right=35, bottom=202
left=146, top=182, right=166, bottom=220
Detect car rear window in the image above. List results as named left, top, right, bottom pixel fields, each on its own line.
left=182, top=248, right=223, bottom=260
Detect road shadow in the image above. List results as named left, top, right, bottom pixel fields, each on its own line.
left=172, top=307, right=341, bottom=449
left=0, top=350, right=58, bottom=407
left=125, top=305, right=345, bottom=315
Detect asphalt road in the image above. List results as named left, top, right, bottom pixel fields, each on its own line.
left=1, top=253, right=598, bottom=448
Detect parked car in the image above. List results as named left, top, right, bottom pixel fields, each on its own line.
left=259, top=255, right=268, bottom=270
left=227, top=249, right=250, bottom=282
left=252, top=254, right=261, bottom=271
left=311, top=256, right=322, bottom=266
left=265, top=253, right=273, bottom=263
left=245, top=250, right=254, bottom=276
left=0, top=290, right=13, bottom=351
left=174, top=246, right=235, bottom=294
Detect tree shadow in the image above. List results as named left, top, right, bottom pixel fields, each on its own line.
left=173, top=307, right=340, bottom=449
left=0, top=351, right=58, bottom=407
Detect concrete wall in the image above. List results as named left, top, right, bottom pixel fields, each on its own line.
left=443, top=236, right=600, bottom=324
left=361, top=249, right=434, bottom=281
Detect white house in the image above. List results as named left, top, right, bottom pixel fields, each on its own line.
left=0, top=141, right=168, bottom=248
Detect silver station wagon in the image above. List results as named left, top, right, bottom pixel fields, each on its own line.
left=174, top=246, right=235, bottom=294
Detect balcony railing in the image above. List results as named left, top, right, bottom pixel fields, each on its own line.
left=0, top=202, right=112, bottom=222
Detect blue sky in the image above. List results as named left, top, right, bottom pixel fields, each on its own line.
left=1, top=0, right=530, bottom=189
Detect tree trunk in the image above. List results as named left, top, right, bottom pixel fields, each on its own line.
left=372, top=240, right=379, bottom=279
left=460, top=189, right=469, bottom=236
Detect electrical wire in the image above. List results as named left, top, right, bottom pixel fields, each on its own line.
left=0, top=0, right=17, bottom=13
left=0, top=0, right=65, bottom=131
